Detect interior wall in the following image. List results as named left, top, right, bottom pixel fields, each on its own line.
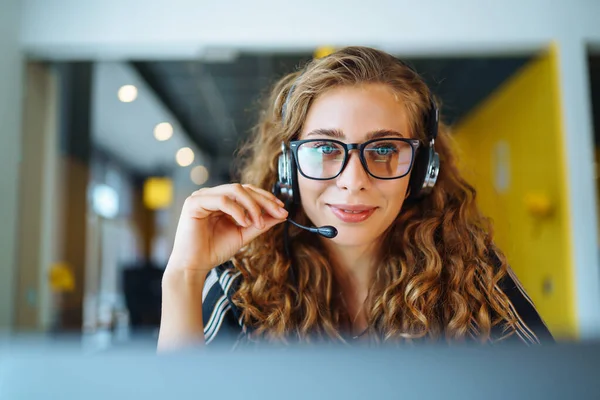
left=0, top=0, right=23, bottom=330
left=454, top=47, right=575, bottom=338
left=589, top=52, right=600, bottom=248
left=557, top=41, right=600, bottom=339
left=14, top=63, right=60, bottom=330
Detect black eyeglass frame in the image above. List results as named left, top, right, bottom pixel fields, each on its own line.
left=289, top=138, right=422, bottom=180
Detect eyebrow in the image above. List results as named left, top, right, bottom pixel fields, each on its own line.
left=305, top=128, right=406, bottom=140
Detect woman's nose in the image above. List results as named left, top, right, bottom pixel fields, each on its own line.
left=336, top=151, right=370, bottom=192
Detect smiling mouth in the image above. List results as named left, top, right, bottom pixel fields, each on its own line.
left=326, top=204, right=377, bottom=223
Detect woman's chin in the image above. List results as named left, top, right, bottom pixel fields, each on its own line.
left=327, top=231, right=378, bottom=247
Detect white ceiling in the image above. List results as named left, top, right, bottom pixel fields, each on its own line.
left=92, top=62, right=205, bottom=175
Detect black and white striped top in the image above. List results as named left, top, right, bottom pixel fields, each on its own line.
left=201, top=262, right=245, bottom=345
left=202, top=261, right=554, bottom=346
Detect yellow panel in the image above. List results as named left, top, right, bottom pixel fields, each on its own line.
left=314, top=46, right=336, bottom=59
left=454, top=46, right=575, bottom=338
left=144, top=177, right=173, bottom=210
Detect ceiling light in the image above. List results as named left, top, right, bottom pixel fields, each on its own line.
left=190, top=165, right=209, bottom=185
left=154, top=122, right=173, bottom=141
left=176, top=147, right=194, bottom=167
left=118, top=85, right=138, bottom=103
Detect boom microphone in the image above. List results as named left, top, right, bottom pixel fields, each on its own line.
left=287, top=218, right=338, bottom=239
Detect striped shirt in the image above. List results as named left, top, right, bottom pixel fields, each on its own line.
left=202, top=261, right=554, bottom=346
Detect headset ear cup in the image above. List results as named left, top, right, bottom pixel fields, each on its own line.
left=290, top=153, right=300, bottom=206
left=424, top=151, right=440, bottom=192
left=408, top=147, right=428, bottom=200
left=273, top=143, right=300, bottom=211
left=274, top=148, right=291, bottom=206
left=408, top=145, right=439, bottom=200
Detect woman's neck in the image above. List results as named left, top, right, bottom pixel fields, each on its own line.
left=322, top=240, right=378, bottom=333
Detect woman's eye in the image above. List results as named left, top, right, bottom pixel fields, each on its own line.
left=375, top=146, right=395, bottom=156
left=314, top=143, right=339, bottom=155
left=319, top=146, right=335, bottom=154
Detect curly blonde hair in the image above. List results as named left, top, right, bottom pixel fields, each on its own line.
left=230, top=46, right=522, bottom=344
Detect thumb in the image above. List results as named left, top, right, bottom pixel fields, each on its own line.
left=240, top=215, right=286, bottom=245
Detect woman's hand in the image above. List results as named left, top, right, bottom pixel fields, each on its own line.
left=165, top=183, right=288, bottom=276
left=158, top=183, right=288, bottom=351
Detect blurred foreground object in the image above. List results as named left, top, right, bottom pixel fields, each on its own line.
left=1, top=342, right=599, bottom=399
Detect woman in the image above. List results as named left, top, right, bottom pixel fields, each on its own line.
left=158, top=47, right=552, bottom=350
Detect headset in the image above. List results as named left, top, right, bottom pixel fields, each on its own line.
left=272, top=58, right=440, bottom=229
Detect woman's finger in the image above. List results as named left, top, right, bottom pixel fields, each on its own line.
left=202, top=184, right=264, bottom=228
left=242, top=184, right=285, bottom=207
left=243, top=185, right=288, bottom=220
left=186, top=194, right=251, bottom=228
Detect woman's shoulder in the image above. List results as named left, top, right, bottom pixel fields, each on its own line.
left=496, top=267, right=554, bottom=344
left=202, top=261, right=244, bottom=345
left=487, top=250, right=554, bottom=344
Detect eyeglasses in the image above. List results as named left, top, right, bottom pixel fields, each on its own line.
left=290, top=138, right=421, bottom=180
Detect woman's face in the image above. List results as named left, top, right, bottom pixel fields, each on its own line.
left=297, top=83, right=413, bottom=247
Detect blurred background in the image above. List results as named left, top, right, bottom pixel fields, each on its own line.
left=1, top=0, right=600, bottom=352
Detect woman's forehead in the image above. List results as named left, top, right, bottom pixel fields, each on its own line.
left=299, top=84, right=411, bottom=142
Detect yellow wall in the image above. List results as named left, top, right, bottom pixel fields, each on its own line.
left=454, top=47, right=575, bottom=338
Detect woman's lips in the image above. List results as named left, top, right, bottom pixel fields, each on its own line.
left=327, top=204, right=377, bottom=223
